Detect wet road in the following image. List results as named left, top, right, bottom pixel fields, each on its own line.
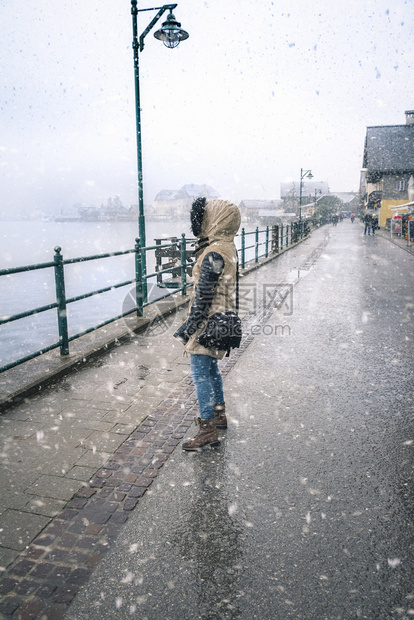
left=66, top=222, right=414, bottom=620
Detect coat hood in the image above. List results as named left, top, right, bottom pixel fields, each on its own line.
left=200, top=199, right=241, bottom=242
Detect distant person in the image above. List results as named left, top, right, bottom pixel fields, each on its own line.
left=332, top=214, right=338, bottom=226
left=364, top=213, right=372, bottom=235
left=371, top=214, right=378, bottom=234
left=174, top=198, right=241, bottom=451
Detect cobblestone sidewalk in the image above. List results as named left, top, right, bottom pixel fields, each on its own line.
left=0, top=230, right=329, bottom=619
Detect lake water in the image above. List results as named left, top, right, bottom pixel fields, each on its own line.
left=0, top=219, right=264, bottom=369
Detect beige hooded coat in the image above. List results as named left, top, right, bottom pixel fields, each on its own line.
left=184, top=199, right=241, bottom=359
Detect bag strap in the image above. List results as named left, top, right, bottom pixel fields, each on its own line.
left=236, top=252, right=239, bottom=315
left=226, top=253, right=240, bottom=358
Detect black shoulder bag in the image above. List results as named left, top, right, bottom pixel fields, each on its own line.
left=196, top=259, right=242, bottom=355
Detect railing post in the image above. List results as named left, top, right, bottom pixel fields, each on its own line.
left=241, top=227, right=246, bottom=269
left=141, top=240, right=147, bottom=305
left=255, top=226, right=259, bottom=263
left=265, top=226, right=269, bottom=258
left=286, top=224, right=289, bottom=248
left=135, top=237, right=143, bottom=317
left=272, top=225, right=279, bottom=253
left=180, top=233, right=187, bottom=296
left=280, top=223, right=284, bottom=250
left=155, top=239, right=162, bottom=286
left=53, top=246, right=69, bottom=356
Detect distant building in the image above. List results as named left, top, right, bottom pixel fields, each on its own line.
left=329, top=192, right=359, bottom=213
left=153, top=184, right=220, bottom=218
left=280, top=181, right=329, bottom=205
left=360, top=110, right=414, bottom=226
left=239, top=199, right=283, bottom=222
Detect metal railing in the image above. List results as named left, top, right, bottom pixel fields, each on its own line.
left=0, top=236, right=192, bottom=373
left=239, top=221, right=311, bottom=268
left=0, top=222, right=312, bottom=373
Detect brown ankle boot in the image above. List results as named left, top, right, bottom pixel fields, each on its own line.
left=213, top=403, right=227, bottom=429
left=182, top=418, right=220, bottom=451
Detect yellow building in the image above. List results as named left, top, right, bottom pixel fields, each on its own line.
left=379, top=200, right=410, bottom=227
left=360, top=111, right=414, bottom=227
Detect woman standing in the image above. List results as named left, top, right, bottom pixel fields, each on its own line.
left=174, top=198, right=241, bottom=451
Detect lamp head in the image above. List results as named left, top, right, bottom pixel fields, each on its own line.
left=154, top=11, right=189, bottom=48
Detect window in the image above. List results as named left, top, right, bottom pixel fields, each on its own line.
left=396, top=180, right=406, bottom=191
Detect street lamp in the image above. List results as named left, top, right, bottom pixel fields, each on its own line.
left=299, top=168, right=313, bottom=234
left=314, top=188, right=322, bottom=202
left=131, top=1, right=189, bottom=301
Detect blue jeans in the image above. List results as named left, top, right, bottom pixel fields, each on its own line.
left=364, top=224, right=371, bottom=235
left=190, top=354, right=224, bottom=420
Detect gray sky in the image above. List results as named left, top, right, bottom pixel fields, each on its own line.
left=1, top=0, right=413, bottom=215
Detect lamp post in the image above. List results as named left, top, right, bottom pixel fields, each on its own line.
left=314, top=188, right=322, bottom=202
left=299, top=168, right=313, bottom=235
left=131, top=1, right=189, bottom=301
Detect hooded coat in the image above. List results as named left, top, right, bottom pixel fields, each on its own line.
left=174, top=199, right=241, bottom=359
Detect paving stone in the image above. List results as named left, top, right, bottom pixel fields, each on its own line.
left=38, top=447, right=86, bottom=476
left=29, top=562, right=55, bottom=579
left=24, top=497, right=66, bottom=518
left=80, top=431, right=126, bottom=453
left=75, top=450, right=111, bottom=469
left=83, top=552, right=105, bottom=569
left=75, top=488, right=96, bottom=502
left=27, top=424, right=93, bottom=448
left=33, top=534, right=56, bottom=547
left=0, top=490, right=30, bottom=513
left=83, top=524, right=103, bottom=535
left=15, top=597, right=46, bottom=619
left=60, top=400, right=114, bottom=415
left=66, top=497, right=88, bottom=510
left=49, top=565, right=72, bottom=583
left=67, top=567, right=91, bottom=585
left=63, top=419, right=115, bottom=433
left=65, top=465, right=97, bottom=482
left=101, top=408, right=147, bottom=426
left=38, top=604, right=66, bottom=619
left=41, top=519, right=68, bottom=538
left=0, top=576, right=18, bottom=594
left=36, top=582, right=58, bottom=599
left=113, top=423, right=137, bottom=435
left=109, top=512, right=129, bottom=524
left=53, top=583, right=79, bottom=604
left=0, top=511, right=50, bottom=551
left=14, top=578, right=38, bottom=596
left=9, top=558, right=36, bottom=576
left=26, top=476, right=84, bottom=501
left=22, top=547, right=45, bottom=560
left=45, top=548, right=87, bottom=565
left=0, top=594, right=24, bottom=615
left=123, top=498, right=139, bottom=511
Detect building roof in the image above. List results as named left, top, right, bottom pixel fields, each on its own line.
left=179, top=184, right=220, bottom=199
left=363, top=124, right=414, bottom=172
left=154, top=184, right=220, bottom=202
left=154, top=189, right=186, bottom=201
left=239, top=200, right=282, bottom=210
left=331, top=192, right=359, bottom=205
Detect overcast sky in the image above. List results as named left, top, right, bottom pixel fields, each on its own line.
left=1, top=0, right=413, bottom=215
